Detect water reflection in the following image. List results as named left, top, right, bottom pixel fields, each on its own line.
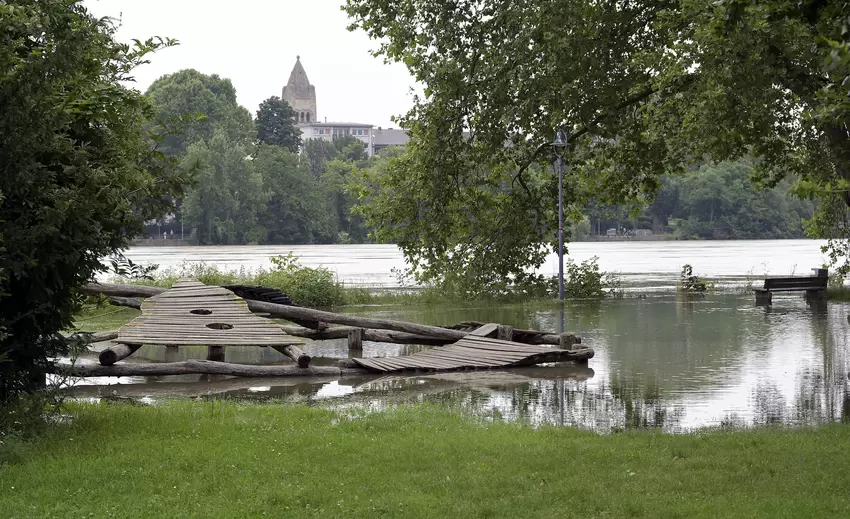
left=67, top=294, right=850, bottom=432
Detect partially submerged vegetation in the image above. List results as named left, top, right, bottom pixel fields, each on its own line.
left=2, top=402, right=850, bottom=518
left=108, top=254, right=624, bottom=307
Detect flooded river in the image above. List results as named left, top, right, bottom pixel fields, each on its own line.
left=117, top=239, right=829, bottom=290
left=71, top=240, right=850, bottom=431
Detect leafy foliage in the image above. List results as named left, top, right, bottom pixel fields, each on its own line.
left=0, top=1, right=186, bottom=402
left=561, top=257, right=621, bottom=299
left=254, top=145, right=334, bottom=244
left=109, top=254, right=159, bottom=281
left=343, top=0, right=850, bottom=289
left=255, top=96, right=301, bottom=152
left=145, top=69, right=254, bottom=156
left=255, top=254, right=350, bottom=308
left=679, top=265, right=709, bottom=293
left=181, top=130, right=265, bottom=244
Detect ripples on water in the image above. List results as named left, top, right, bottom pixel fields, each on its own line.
left=67, top=292, right=850, bottom=432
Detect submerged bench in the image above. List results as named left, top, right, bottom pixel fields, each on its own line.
left=754, top=268, right=828, bottom=305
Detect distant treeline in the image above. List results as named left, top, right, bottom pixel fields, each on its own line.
left=576, top=160, right=816, bottom=240
left=142, top=69, right=390, bottom=245
left=144, top=70, right=815, bottom=245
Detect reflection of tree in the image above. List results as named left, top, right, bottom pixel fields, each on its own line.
left=752, top=380, right=786, bottom=425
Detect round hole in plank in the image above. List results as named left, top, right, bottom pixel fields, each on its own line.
left=206, top=323, right=233, bottom=330
left=190, top=309, right=212, bottom=315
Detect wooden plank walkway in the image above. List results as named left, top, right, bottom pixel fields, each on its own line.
left=351, top=335, right=592, bottom=373
left=117, top=280, right=302, bottom=347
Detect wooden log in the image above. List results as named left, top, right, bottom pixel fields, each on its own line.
left=82, top=282, right=165, bottom=298
left=279, top=325, right=452, bottom=346
left=271, top=345, right=311, bottom=368
left=348, top=328, right=364, bottom=350
left=244, top=300, right=468, bottom=340
left=497, top=325, right=514, bottom=342
left=98, top=343, right=142, bottom=366
left=59, top=359, right=342, bottom=378
left=207, top=345, right=225, bottom=362
left=105, top=296, right=142, bottom=310
left=70, top=330, right=119, bottom=344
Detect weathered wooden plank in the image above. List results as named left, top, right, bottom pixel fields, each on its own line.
left=359, top=358, right=391, bottom=371
left=469, top=323, right=500, bottom=337
left=444, top=346, right=529, bottom=360
left=415, top=351, right=496, bottom=367
left=366, top=357, right=412, bottom=370
left=119, top=338, right=301, bottom=346
left=348, top=328, right=364, bottom=350
left=417, top=346, right=527, bottom=361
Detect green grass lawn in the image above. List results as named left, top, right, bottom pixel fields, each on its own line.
left=72, top=305, right=140, bottom=333
left=1, top=402, right=849, bottom=518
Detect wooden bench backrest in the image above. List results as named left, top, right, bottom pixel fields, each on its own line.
left=764, top=276, right=828, bottom=290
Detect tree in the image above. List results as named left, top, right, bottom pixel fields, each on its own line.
left=182, top=131, right=265, bottom=245
left=254, top=145, right=334, bottom=243
left=145, top=69, right=254, bottom=156
left=344, top=0, right=850, bottom=283
left=255, top=96, right=302, bottom=152
left=322, top=160, right=369, bottom=243
left=0, top=1, right=186, bottom=403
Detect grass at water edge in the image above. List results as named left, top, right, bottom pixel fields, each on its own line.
left=1, top=402, right=849, bottom=518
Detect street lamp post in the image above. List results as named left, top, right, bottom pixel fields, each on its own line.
left=553, top=128, right=568, bottom=302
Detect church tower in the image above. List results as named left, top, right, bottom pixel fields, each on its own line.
left=282, top=56, right=317, bottom=125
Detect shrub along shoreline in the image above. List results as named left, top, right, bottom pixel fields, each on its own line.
left=1, top=402, right=849, bottom=518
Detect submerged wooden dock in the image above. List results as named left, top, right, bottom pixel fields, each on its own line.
left=351, top=335, right=588, bottom=373
left=67, top=279, right=595, bottom=379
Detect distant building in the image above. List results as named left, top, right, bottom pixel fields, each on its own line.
left=372, top=128, right=410, bottom=154
left=282, top=57, right=411, bottom=157
left=299, top=122, right=374, bottom=155
left=282, top=56, right=317, bottom=124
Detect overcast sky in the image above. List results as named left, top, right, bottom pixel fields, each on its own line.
left=84, top=0, right=417, bottom=128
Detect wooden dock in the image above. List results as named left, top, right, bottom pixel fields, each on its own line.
left=118, top=280, right=302, bottom=347
left=351, top=335, right=592, bottom=373
left=69, top=280, right=595, bottom=378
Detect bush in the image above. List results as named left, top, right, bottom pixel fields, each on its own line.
left=556, top=256, right=621, bottom=299
left=679, top=264, right=708, bottom=293
left=0, top=3, right=185, bottom=405
left=255, top=254, right=349, bottom=307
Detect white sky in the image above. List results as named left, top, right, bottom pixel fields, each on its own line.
left=84, top=0, right=417, bottom=128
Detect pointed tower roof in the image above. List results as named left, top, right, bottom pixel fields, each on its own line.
left=284, top=56, right=312, bottom=98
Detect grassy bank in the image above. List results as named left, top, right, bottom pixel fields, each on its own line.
left=2, top=402, right=849, bottom=518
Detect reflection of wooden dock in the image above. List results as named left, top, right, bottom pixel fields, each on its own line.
left=351, top=335, right=591, bottom=373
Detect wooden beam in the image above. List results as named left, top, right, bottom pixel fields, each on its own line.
left=279, top=326, right=453, bottom=346
left=497, top=325, right=514, bottom=342
left=469, top=323, right=499, bottom=337
left=348, top=328, right=364, bottom=350
left=207, top=345, right=225, bottom=362
left=98, top=343, right=142, bottom=366
left=271, top=345, right=311, bottom=368
left=70, top=330, right=119, bottom=344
